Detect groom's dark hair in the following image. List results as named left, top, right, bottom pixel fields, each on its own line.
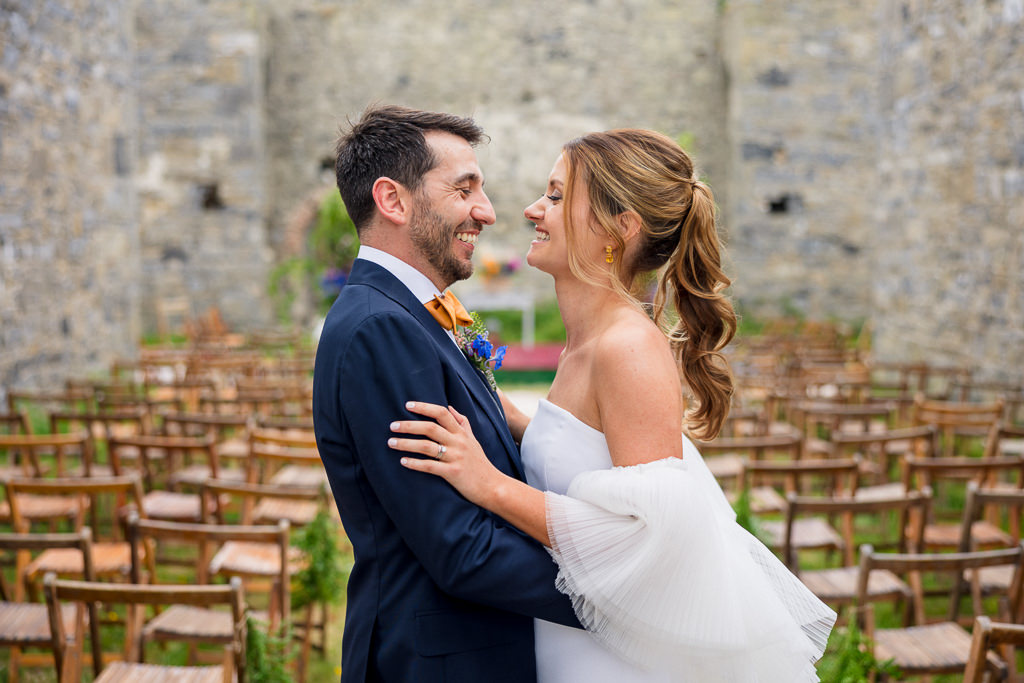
left=335, top=104, right=487, bottom=233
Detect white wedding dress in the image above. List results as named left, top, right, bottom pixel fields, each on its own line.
left=520, top=399, right=836, bottom=683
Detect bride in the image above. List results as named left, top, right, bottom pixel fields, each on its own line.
left=388, top=129, right=836, bottom=681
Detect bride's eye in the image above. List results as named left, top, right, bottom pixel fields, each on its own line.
left=546, top=194, right=562, bottom=203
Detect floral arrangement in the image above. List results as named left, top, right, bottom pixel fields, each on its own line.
left=456, top=313, right=508, bottom=391
left=479, top=255, right=522, bottom=283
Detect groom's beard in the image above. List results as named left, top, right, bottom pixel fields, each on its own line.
left=410, top=202, right=477, bottom=287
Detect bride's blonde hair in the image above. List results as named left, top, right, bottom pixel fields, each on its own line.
left=561, top=129, right=736, bottom=440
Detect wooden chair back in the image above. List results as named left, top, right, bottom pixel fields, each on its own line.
left=0, top=529, right=101, bottom=677
left=43, top=574, right=245, bottom=683
left=0, top=432, right=90, bottom=479
left=856, top=543, right=1024, bottom=629
left=782, top=488, right=931, bottom=569
left=107, top=433, right=218, bottom=489
left=739, top=457, right=861, bottom=500
left=6, top=475, right=147, bottom=539
left=964, top=616, right=1024, bottom=683
left=914, top=396, right=1005, bottom=457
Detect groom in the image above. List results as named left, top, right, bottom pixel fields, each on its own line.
left=312, top=104, right=580, bottom=682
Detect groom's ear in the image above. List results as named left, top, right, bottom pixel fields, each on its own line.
left=372, top=177, right=411, bottom=226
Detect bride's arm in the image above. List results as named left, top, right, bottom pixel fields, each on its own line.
left=390, top=402, right=551, bottom=546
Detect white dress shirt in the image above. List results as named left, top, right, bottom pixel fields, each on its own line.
left=356, top=246, right=458, bottom=346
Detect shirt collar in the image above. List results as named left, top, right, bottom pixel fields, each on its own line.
left=356, top=245, right=443, bottom=304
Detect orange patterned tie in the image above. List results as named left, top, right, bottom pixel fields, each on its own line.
left=424, top=291, right=474, bottom=331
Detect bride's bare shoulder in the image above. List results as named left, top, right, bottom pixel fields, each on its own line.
left=591, top=311, right=677, bottom=384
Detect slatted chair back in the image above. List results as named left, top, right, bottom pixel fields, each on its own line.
left=0, top=432, right=90, bottom=480
left=48, top=408, right=148, bottom=477
left=984, top=422, right=1024, bottom=459
left=107, top=432, right=219, bottom=490
left=914, top=395, right=1005, bottom=457
left=830, top=424, right=938, bottom=487
left=0, top=411, right=31, bottom=436
left=6, top=474, right=146, bottom=537
left=783, top=488, right=931, bottom=570
left=43, top=574, right=246, bottom=683
left=201, top=478, right=327, bottom=528
left=693, top=431, right=803, bottom=491
left=964, top=616, right=1024, bottom=683
left=0, top=529, right=102, bottom=678
left=200, top=391, right=284, bottom=418
left=145, top=378, right=217, bottom=413
left=855, top=543, right=1024, bottom=679
left=6, top=389, right=93, bottom=420
left=127, top=514, right=289, bottom=633
left=740, top=457, right=861, bottom=502
left=903, top=455, right=1024, bottom=552
left=791, top=400, right=897, bottom=441
left=247, top=428, right=323, bottom=488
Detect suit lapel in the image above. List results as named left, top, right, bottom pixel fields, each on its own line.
left=349, top=261, right=526, bottom=480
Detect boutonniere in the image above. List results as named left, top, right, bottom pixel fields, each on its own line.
left=455, top=313, right=508, bottom=392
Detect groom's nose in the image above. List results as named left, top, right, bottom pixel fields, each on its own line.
left=471, top=192, right=496, bottom=226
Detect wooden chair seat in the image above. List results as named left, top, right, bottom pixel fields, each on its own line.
left=0, top=602, right=75, bottom=644
left=253, top=497, right=320, bottom=526
left=0, top=494, right=81, bottom=522
left=854, top=482, right=907, bottom=501
left=142, top=491, right=202, bottom=522
left=760, top=518, right=844, bottom=551
left=799, top=566, right=910, bottom=603
left=210, top=541, right=304, bottom=577
left=143, top=605, right=234, bottom=642
left=168, top=465, right=245, bottom=489
left=875, top=621, right=1001, bottom=675
left=94, top=661, right=227, bottom=683
left=268, top=465, right=327, bottom=489
left=214, top=439, right=249, bottom=460
left=27, top=542, right=131, bottom=578
left=976, top=564, right=1016, bottom=593
left=920, top=520, right=1014, bottom=550
left=703, top=454, right=744, bottom=481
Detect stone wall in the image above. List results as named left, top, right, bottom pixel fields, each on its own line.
left=722, top=0, right=885, bottom=320
left=0, top=1, right=139, bottom=389
left=871, top=0, right=1024, bottom=376
left=262, top=0, right=728, bottom=304
left=134, top=0, right=272, bottom=333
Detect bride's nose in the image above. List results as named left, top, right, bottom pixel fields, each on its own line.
left=524, top=197, right=544, bottom=222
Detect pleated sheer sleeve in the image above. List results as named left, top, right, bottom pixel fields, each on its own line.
left=543, top=439, right=836, bottom=682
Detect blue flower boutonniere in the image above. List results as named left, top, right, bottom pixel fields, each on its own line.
left=456, top=312, right=508, bottom=392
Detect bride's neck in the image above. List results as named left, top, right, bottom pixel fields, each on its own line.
left=554, top=275, right=628, bottom=350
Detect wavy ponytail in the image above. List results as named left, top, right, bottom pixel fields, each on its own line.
left=652, top=180, right=736, bottom=440
left=562, top=130, right=736, bottom=439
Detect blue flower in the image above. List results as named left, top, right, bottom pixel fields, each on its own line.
left=492, top=345, right=507, bottom=371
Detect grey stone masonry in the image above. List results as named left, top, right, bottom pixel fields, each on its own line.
left=0, top=0, right=140, bottom=389
left=134, top=0, right=272, bottom=334
left=872, top=0, right=1024, bottom=377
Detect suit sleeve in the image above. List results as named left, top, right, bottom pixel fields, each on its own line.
left=333, top=311, right=581, bottom=628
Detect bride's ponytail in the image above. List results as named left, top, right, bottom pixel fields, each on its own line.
left=653, top=179, right=736, bottom=440
left=561, top=130, right=736, bottom=439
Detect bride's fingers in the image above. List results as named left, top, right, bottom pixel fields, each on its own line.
left=399, top=455, right=446, bottom=476
left=447, top=406, right=474, bottom=435
left=405, top=401, right=461, bottom=432
left=387, top=437, right=446, bottom=458
left=390, top=419, right=448, bottom=442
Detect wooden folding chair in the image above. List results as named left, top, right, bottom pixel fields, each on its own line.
left=693, top=432, right=804, bottom=490
left=737, top=456, right=860, bottom=516
left=44, top=574, right=245, bottom=683
left=964, top=616, right=1024, bottom=683
left=914, top=396, right=1005, bottom=458
left=781, top=489, right=929, bottom=617
left=0, top=529, right=101, bottom=681
left=247, top=428, right=327, bottom=490
left=855, top=543, right=1024, bottom=681
left=8, top=475, right=147, bottom=583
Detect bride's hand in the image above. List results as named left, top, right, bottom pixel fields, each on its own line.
left=389, top=401, right=505, bottom=507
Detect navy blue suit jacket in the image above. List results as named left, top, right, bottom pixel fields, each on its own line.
left=312, top=259, right=580, bottom=682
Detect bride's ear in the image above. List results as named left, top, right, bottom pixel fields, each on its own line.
left=616, top=210, right=643, bottom=244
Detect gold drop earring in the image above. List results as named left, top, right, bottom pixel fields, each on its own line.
left=605, top=246, right=614, bottom=264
